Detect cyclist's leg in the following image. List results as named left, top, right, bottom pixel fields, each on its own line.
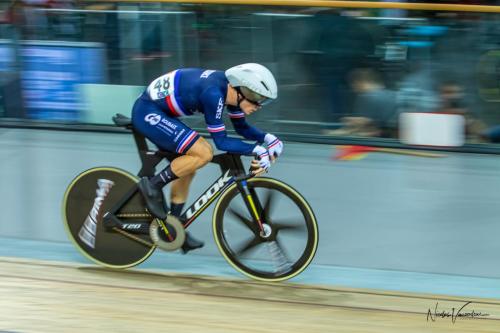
left=131, top=98, right=209, bottom=252
left=169, top=138, right=214, bottom=209
left=168, top=139, right=213, bottom=253
left=170, top=173, right=195, bottom=204
left=148, top=137, right=212, bottom=211
left=169, top=136, right=213, bottom=177
left=131, top=97, right=205, bottom=217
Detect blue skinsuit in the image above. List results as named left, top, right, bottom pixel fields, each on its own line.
left=131, top=68, right=266, bottom=155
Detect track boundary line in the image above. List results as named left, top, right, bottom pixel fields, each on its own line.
left=1, top=270, right=500, bottom=322
left=1, top=257, right=500, bottom=305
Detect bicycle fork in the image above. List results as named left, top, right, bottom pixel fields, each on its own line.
left=236, top=178, right=291, bottom=273
left=237, top=180, right=269, bottom=238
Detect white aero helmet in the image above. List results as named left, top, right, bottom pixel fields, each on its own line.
left=225, top=63, right=278, bottom=106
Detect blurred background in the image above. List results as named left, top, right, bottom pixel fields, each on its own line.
left=2, top=1, right=500, bottom=330
left=1, top=0, right=500, bottom=149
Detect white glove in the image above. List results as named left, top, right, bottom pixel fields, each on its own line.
left=252, top=145, right=271, bottom=171
left=264, top=133, right=283, bottom=161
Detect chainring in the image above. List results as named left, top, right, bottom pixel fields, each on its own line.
left=149, top=215, right=186, bottom=251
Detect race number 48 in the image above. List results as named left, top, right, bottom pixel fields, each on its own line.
left=153, top=76, right=170, bottom=98
left=147, top=71, right=176, bottom=100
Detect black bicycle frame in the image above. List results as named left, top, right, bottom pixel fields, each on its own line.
left=103, top=127, right=266, bottom=231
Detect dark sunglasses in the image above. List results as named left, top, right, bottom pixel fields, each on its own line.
left=236, top=87, right=270, bottom=107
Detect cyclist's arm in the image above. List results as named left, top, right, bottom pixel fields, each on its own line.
left=201, top=88, right=256, bottom=155
left=227, top=106, right=266, bottom=143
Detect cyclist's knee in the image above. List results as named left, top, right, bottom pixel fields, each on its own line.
left=183, top=171, right=196, bottom=179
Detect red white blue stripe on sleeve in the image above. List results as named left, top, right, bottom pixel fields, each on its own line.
left=258, top=151, right=269, bottom=159
left=207, top=124, right=226, bottom=133
left=176, top=130, right=198, bottom=153
left=228, top=112, right=245, bottom=119
left=268, top=138, right=281, bottom=150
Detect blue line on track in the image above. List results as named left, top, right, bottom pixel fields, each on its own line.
left=2, top=236, right=500, bottom=300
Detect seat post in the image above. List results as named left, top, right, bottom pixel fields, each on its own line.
left=112, top=113, right=163, bottom=178
left=133, top=131, right=162, bottom=178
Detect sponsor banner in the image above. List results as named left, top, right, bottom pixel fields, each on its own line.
left=0, top=42, right=14, bottom=72
left=20, top=41, right=106, bottom=121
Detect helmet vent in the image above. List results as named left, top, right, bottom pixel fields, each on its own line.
left=260, top=81, right=269, bottom=91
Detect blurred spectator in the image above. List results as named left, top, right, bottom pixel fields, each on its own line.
left=308, top=9, right=376, bottom=122
left=351, top=68, right=398, bottom=136
left=325, top=68, right=398, bottom=137
left=396, top=62, right=440, bottom=113
left=10, top=0, right=80, bottom=40
left=18, top=0, right=50, bottom=39
left=481, top=126, right=500, bottom=143
left=438, top=80, right=467, bottom=114
left=47, top=0, right=79, bottom=39
left=5, top=0, right=25, bottom=28
left=437, top=80, right=487, bottom=142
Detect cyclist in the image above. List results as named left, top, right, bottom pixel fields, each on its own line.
left=131, top=63, right=284, bottom=253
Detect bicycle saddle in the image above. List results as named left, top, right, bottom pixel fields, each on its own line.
left=113, top=113, right=132, bottom=128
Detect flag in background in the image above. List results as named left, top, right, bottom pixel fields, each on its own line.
left=333, top=145, right=446, bottom=160
left=333, top=146, right=377, bottom=160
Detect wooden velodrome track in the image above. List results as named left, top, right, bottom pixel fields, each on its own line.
left=0, top=257, right=499, bottom=332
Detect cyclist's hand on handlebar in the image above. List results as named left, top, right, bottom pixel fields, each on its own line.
left=250, top=159, right=266, bottom=176
left=264, top=133, right=283, bottom=163
left=252, top=145, right=271, bottom=173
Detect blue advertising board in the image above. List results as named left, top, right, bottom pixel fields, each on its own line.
left=0, top=43, right=14, bottom=72
left=0, top=39, right=14, bottom=72
left=20, top=41, right=106, bottom=121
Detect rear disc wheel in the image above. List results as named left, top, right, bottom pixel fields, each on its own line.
left=62, top=167, right=155, bottom=268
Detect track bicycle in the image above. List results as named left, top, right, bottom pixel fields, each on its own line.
left=62, top=113, right=319, bottom=281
